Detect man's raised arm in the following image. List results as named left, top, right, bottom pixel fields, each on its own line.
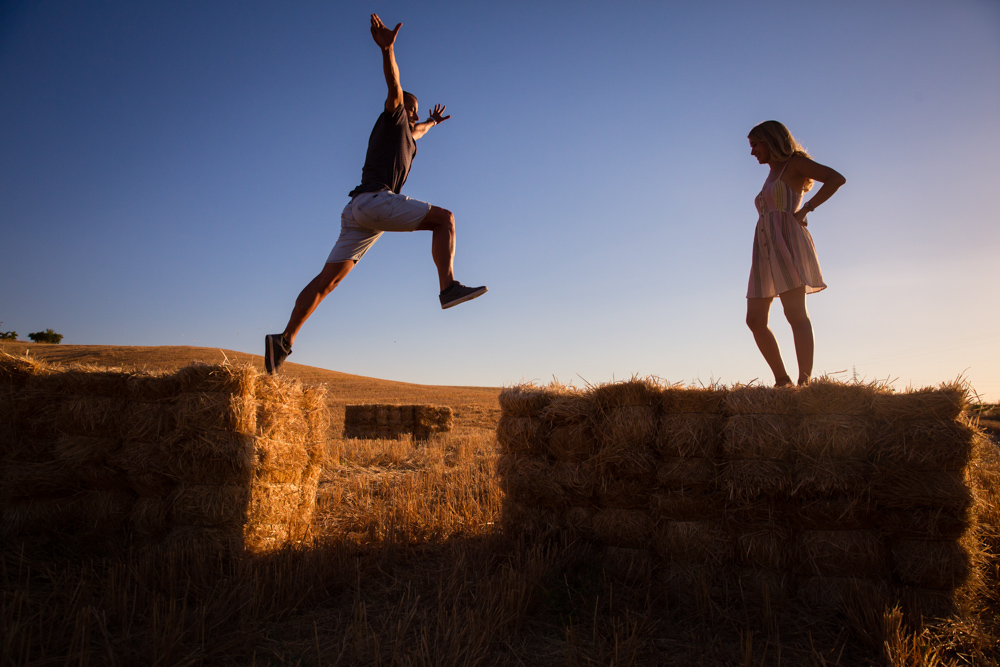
left=370, top=14, right=403, bottom=112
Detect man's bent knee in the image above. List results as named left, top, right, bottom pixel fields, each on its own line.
left=417, top=206, right=455, bottom=232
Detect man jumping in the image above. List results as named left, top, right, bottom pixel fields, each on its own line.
left=265, top=13, right=487, bottom=374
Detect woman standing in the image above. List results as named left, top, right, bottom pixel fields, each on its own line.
left=746, top=121, right=845, bottom=387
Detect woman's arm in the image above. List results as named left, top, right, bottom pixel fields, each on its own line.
left=789, top=154, right=846, bottom=225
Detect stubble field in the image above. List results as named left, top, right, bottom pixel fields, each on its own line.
left=1, top=342, right=998, bottom=666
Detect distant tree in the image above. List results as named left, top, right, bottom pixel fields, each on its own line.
left=0, top=331, right=16, bottom=340
left=28, top=329, right=63, bottom=344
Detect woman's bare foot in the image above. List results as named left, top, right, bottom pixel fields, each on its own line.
left=797, top=375, right=810, bottom=386
left=775, top=375, right=793, bottom=388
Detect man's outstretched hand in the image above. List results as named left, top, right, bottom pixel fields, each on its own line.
left=428, top=104, right=451, bottom=124
left=370, top=14, right=400, bottom=49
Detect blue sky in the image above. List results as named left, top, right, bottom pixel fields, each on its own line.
left=2, top=0, right=999, bottom=400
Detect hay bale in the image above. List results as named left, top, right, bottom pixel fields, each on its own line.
left=719, top=459, right=793, bottom=500
left=171, top=484, right=251, bottom=527
left=871, top=419, right=976, bottom=471
left=0, top=461, right=81, bottom=500
left=797, top=576, right=888, bottom=611
left=875, top=507, right=973, bottom=541
left=53, top=434, right=122, bottom=468
left=872, top=468, right=972, bottom=513
left=724, top=385, right=798, bottom=415
left=178, top=364, right=255, bottom=397
left=546, top=421, right=596, bottom=462
left=661, top=385, right=727, bottom=415
left=253, top=436, right=310, bottom=484
left=796, top=414, right=872, bottom=460
left=652, top=491, right=724, bottom=522
left=653, top=520, right=733, bottom=565
left=721, top=414, right=797, bottom=460
left=125, top=372, right=182, bottom=402
left=872, top=384, right=967, bottom=421
left=656, top=456, right=718, bottom=492
left=734, top=524, right=793, bottom=570
left=498, top=383, right=555, bottom=418
left=161, top=430, right=256, bottom=485
left=174, top=393, right=256, bottom=434
left=791, top=458, right=874, bottom=496
left=793, top=529, right=887, bottom=578
left=791, top=497, right=873, bottom=530
left=890, top=539, right=972, bottom=589
left=591, top=508, right=654, bottom=550
left=656, top=413, right=726, bottom=458
left=120, top=401, right=177, bottom=443
left=595, top=475, right=655, bottom=510
left=496, top=415, right=546, bottom=456
left=56, top=395, right=127, bottom=438
left=129, top=496, right=172, bottom=538
left=498, top=500, right=561, bottom=537
left=797, top=379, right=879, bottom=415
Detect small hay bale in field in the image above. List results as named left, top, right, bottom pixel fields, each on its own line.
left=2, top=489, right=136, bottom=537
left=302, top=385, right=331, bottom=441
left=793, top=529, right=887, bottom=578
left=656, top=456, right=718, bottom=491
left=871, top=419, right=976, bottom=471
left=653, top=520, right=733, bottom=565
left=601, top=545, right=655, bottom=584
left=414, top=405, right=452, bottom=438
left=174, top=392, right=256, bottom=434
left=872, top=384, right=967, bottom=422
left=49, top=368, right=129, bottom=398
left=163, top=526, right=244, bottom=554
left=496, top=455, right=566, bottom=508
left=797, top=379, right=879, bottom=415
left=114, top=440, right=176, bottom=496
left=591, top=377, right=662, bottom=411
left=656, top=413, right=726, bottom=458
left=721, top=413, right=797, bottom=460
left=724, top=385, right=799, bottom=415
left=791, top=458, right=874, bottom=497
left=872, top=468, right=973, bottom=513
left=875, top=506, right=973, bottom=541
left=791, top=496, right=873, bottom=530
left=539, top=388, right=593, bottom=423
left=890, top=539, right=973, bottom=589
left=255, top=400, right=309, bottom=446
left=595, top=475, right=655, bottom=510
left=178, top=363, right=256, bottom=397
left=591, top=508, right=654, bottom=550
left=652, top=491, right=724, bottom=522
left=248, top=481, right=304, bottom=526
left=719, top=459, right=793, bottom=501
left=796, top=414, right=872, bottom=461
left=499, top=383, right=556, bottom=418
left=496, top=414, right=547, bottom=456
left=734, top=524, right=793, bottom=570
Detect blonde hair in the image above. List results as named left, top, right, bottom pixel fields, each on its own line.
left=748, top=120, right=814, bottom=192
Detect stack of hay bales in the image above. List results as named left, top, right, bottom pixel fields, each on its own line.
left=343, top=404, right=453, bottom=440
left=0, top=353, right=329, bottom=554
left=497, top=378, right=990, bottom=617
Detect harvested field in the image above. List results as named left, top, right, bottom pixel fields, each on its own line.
left=1, top=343, right=999, bottom=666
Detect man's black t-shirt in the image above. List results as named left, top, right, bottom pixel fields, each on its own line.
left=348, top=105, right=416, bottom=198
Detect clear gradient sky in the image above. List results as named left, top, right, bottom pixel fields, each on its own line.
left=2, top=1, right=999, bottom=399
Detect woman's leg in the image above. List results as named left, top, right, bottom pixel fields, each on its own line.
left=778, top=286, right=813, bottom=385
left=746, top=297, right=792, bottom=386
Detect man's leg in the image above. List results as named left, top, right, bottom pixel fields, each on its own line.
left=265, top=260, right=355, bottom=373
left=746, top=296, right=792, bottom=387
left=778, top=286, right=813, bottom=385
left=417, top=205, right=487, bottom=308
left=416, top=206, right=456, bottom=291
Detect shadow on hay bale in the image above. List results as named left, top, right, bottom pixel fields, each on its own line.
left=0, top=352, right=330, bottom=556
left=496, top=377, right=995, bottom=622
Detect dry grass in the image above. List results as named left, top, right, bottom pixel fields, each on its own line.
left=1, top=344, right=999, bottom=665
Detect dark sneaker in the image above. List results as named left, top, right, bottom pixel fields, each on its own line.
left=439, top=281, right=488, bottom=309
left=264, top=333, right=292, bottom=374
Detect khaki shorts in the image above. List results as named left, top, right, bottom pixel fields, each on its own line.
left=327, top=191, right=432, bottom=263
